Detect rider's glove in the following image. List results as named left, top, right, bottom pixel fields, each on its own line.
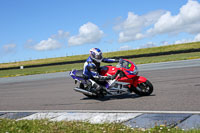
left=96, top=75, right=112, bottom=81
left=104, top=75, right=113, bottom=80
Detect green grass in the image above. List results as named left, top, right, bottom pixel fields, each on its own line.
left=129, top=51, right=200, bottom=64
left=103, top=41, right=200, bottom=57
left=0, top=119, right=198, bottom=133
left=0, top=51, right=200, bottom=78
left=0, top=41, right=200, bottom=69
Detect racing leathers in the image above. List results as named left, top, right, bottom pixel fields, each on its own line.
left=83, top=56, right=118, bottom=93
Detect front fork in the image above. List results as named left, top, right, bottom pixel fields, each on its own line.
left=132, top=76, right=147, bottom=88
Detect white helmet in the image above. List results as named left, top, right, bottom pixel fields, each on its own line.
left=89, top=48, right=103, bottom=62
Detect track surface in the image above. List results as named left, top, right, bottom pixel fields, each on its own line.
left=0, top=59, right=200, bottom=111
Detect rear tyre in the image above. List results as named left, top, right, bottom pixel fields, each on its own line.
left=131, top=80, right=153, bottom=96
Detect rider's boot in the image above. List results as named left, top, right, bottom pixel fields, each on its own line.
left=89, top=79, right=112, bottom=95
left=88, top=79, right=99, bottom=93
left=92, top=82, right=108, bottom=95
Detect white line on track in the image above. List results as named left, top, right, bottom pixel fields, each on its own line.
left=1, top=110, right=200, bottom=114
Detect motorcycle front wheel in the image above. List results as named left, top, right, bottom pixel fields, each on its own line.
left=131, top=80, right=153, bottom=96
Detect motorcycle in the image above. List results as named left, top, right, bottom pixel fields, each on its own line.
left=70, top=59, right=153, bottom=98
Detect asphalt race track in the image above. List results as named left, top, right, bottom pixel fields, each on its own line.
left=0, top=59, right=200, bottom=111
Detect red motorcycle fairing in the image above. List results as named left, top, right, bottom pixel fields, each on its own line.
left=116, top=75, right=147, bottom=88
left=100, top=60, right=147, bottom=88
left=132, top=76, right=147, bottom=87
left=100, top=65, right=119, bottom=76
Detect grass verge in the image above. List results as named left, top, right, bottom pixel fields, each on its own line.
left=0, top=52, right=200, bottom=78
left=0, top=119, right=198, bottom=133
left=0, top=42, right=200, bottom=69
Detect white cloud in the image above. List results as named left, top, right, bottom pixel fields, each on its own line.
left=119, top=45, right=132, bottom=50
left=174, top=33, right=200, bottom=44
left=68, top=22, right=104, bottom=46
left=26, top=30, right=69, bottom=51
left=51, top=30, right=70, bottom=40
left=32, top=38, right=62, bottom=51
left=194, top=33, right=200, bottom=41
left=174, top=39, right=192, bottom=44
left=148, top=0, right=200, bottom=36
left=115, top=0, right=200, bottom=43
left=114, top=10, right=165, bottom=42
left=3, top=43, right=16, bottom=53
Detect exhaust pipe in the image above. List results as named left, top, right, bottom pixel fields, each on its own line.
left=74, top=87, right=95, bottom=96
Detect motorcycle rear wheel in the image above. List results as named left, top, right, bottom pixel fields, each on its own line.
left=131, top=80, right=153, bottom=96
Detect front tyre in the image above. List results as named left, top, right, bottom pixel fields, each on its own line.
left=132, top=80, right=153, bottom=96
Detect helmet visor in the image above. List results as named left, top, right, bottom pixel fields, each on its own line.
left=95, top=53, right=102, bottom=60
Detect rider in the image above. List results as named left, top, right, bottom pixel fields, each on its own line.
left=83, top=48, right=119, bottom=93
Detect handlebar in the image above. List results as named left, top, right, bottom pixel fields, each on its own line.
left=112, top=70, right=126, bottom=79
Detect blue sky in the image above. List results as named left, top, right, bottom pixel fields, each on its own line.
left=0, top=0, right=200, bottom=63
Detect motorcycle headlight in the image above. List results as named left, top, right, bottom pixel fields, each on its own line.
left=126, top=66, right=139, bottom=75
left=132, top=66, right=139, bottom=75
